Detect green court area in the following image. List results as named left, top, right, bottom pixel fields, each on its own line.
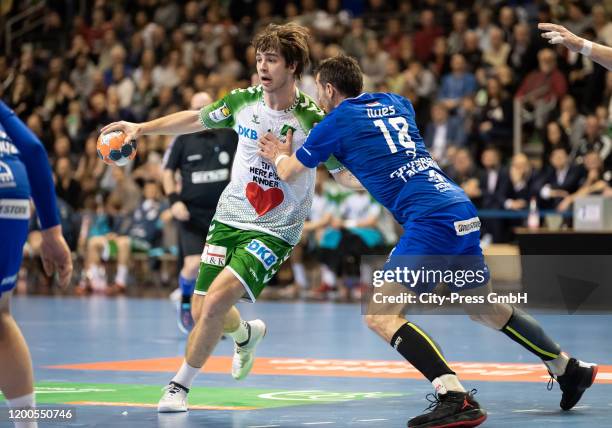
left=12, top=382, right=405, bottom=410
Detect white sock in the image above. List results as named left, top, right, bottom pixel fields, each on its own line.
left=292, top=263, right=308, bottom=289
left=321, top=265, right=337, bottom=287
left=115, top=264, right=128, bottom=286
left=171, top=360, right=200, bottom=389
left=7, top=393, right=37, bottom=428
left=544, top=351, right=570, bottom=377
left=432, top=374, right=466, bottom=394
left=227, top=320, right=250, bottom=345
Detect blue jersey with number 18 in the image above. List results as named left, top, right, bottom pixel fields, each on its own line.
left=295, top=92, right=470, bottom=225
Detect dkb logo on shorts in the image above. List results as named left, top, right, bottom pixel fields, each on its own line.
left=245, top=239, right=278, bottom=270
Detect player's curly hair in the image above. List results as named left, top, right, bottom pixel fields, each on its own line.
left=316, top=54, right=363, bottom=98
left=252, top=23, right=311, bottom=80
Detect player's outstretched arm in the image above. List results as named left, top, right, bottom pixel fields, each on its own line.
left=332, top=169, right=365, bottom=190
left=539, top=23, right=612, bottom=70
left=101, top=110, right=204, bottom=144
left=0, top=100, right=72, bottom=287
left=258, top=129, right=306, bottom=180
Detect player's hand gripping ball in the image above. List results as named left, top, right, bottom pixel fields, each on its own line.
left=96, top=130, right=137, bottom=166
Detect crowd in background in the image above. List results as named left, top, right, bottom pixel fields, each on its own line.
left=2, top=0, right=612, bottom=296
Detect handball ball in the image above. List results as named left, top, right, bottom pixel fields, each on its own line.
left=97, top=130, right=137, bottom=166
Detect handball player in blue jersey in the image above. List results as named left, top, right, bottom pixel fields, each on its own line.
left=0, top=100, right=72, bottom=427
left=258, top=55, right=597, bottom=428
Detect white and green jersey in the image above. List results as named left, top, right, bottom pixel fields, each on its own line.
left=199, top=85, right=342, bottom=245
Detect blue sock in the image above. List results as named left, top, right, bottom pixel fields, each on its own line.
left=179, top=275, right=196, bottom=297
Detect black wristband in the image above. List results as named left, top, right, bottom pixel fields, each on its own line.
left=168, top=192, right=181, bottom=205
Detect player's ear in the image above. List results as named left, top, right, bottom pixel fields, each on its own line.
left=325, top=82, right=334, bottom=99
left=287, top=61, right=297, bottom=75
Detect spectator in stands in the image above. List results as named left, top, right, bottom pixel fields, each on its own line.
left=543, top=120, right=571, bottom=167
left=215, top=44, right=244, bottom=82
left=477, top=76, right=513, bottom=154
left=516, top=48, right=568, bottom=130
left=316, top=190, right=384, bottom=301
left=504, top=153, right=534, bottom=211
left=9, top=74, right=35, bottom=118
left=573, top=115, right=612, bottom=166
left=362, top=0, right=392, bottom=35
left=75, top=135, right=105, bottom=198
left=413, top=9, right=444, bottom=63
left=342, top=17, right=374, bottom=60
left=54, top=157, right=81, bottom=211
left=154, top=0, right=181, bottom=31
left=498, top=6, right=516, bottom=42
left=110, top=181, right=171, bottom=293
left=104, top=166, right=141, bottom=216
left=403, top=59, right=436, bottom=128
left=461, top=30, right=482, bottom=72
left=424, top=102, right=465, bottom=167
left=109, top=64, right=135, bottom=109
left=558, top=94, right=586, bottom=149
left=504, top=152, right=535, bottom=239
left=475, top=8, right=494, bottom=53
left=79, top=193, right=123, bottom=293
left=361, top=37, right=389, bottom=86
left=508, top=22, right=538, bottom=81
left=384, top=58, right=406, bottom=94
left=537, top=146, right=584, bottom=210
left=80, top=181, right=169, bottom=294
left=592, top=4, right=612, bottom=46
left=438, top=53, right=477, bottom=111
left=478, top=146, right=510, bottom=242
left=563, top=1, right=592, bottom=37
left=557, top=150, right=612, bottom=212
left=445, top=147, right=481, bottom=202
left=483, top=26, right=511, bottom=69
left=429, top=36, right=451, bottom=78
left=447, top=10, right=468, bottom=55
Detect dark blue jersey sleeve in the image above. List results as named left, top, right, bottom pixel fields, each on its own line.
left=0, top=100, right=60, bottom=229
left=296, top=113, right=340, bottom=168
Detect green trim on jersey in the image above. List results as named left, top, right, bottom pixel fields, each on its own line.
left=199, top=86, right=264, bottom=129
left=292, top=91, right=344, bottom=173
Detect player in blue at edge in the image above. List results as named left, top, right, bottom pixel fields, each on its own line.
left=0, top=99, right=72, bottom=427
left=258, top=55, right=597, bottom=428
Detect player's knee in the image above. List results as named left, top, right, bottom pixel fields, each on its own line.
left=0, top=311, right=13, bottom=341
left=198, top=292, right=233, bottom=321
left=116, top=236, right=130, bottom=249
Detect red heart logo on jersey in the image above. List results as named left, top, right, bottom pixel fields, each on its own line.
left=246, top=182, right=284, bottom=216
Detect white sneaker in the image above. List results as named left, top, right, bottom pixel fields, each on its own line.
left=157, top=382, right=189, bottom=412
left=232, top=319, right=266, bottom=380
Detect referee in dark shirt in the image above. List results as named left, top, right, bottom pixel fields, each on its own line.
left=162, top=92, right=237, bottom=333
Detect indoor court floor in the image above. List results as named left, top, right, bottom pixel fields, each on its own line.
left=3, top=296, right=611, bottom=427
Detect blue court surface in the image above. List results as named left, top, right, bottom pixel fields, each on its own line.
left=3, top=296, right=611, bottom=427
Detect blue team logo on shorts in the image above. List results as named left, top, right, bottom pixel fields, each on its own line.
left=245, top=239, right=278, bottom=270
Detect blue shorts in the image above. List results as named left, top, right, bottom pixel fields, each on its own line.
left=385, top=202, right=490, bottom=294
left=0, top=199, right=30, bottom=294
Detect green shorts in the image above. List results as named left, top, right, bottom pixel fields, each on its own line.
left=102, top=237, right=151, bottom=260
left=195, top=220, right=293, bottom=302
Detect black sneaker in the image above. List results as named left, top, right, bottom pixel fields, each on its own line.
left=549, top=358, right=598, bottom=411
left=407, top=389, right=487, bottom=428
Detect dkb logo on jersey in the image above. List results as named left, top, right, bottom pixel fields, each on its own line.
left=238, top=125, right=258, bottom=140
left=245, top=239, right=278, bottom=270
